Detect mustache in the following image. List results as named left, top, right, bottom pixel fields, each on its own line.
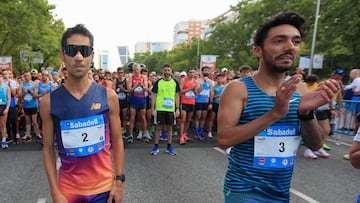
left=275, top=52, right=294, bottom=60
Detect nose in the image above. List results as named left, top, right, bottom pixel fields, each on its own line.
left=74, top=51, right=84, bottom=59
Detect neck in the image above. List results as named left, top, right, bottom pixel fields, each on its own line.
left=253, top=70, right=285, bottom=96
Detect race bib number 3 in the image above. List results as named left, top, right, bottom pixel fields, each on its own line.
left=60, top=115, right=106, bottom=157
left=254, top=125, right=300, bottom=168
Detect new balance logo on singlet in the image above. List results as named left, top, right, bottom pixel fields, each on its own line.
left=90, top=103, right=101, bottom=110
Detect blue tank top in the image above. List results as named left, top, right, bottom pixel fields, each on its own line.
left=0, top=83, right=8, bottom=105
left=196, top=79, right=211, bottom=103
left=22, top=81, right=37, bottom=108
left=224, top=76, right=301, bottom=201
left=213, top=84, right=225, bottom=104
left=38, top=81, right=53, bottom=95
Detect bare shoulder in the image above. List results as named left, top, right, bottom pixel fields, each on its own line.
left=106, top=88, right=117, bottom=100
left=223, top=80, right=247, bottom=97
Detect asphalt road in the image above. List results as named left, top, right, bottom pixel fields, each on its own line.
left=0, top=133, right=359, bottom=203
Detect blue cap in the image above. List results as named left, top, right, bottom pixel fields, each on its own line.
left=51, top=71, right=59, bottom=76
left=333, top=69, right=344, bottom=76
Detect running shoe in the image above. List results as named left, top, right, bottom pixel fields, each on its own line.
left=22, top=134, right=31, bottom=140
left=1, top=141, right=8, bottom=149
left=343, top=154, right=350, bottom=160
left=37, top=134, right=43, bottom=139
left=199, top=133, right=206, bottom=140
left=127, top=136, right=134, bottom=143
left=207, top=132, right=213, bottom=139
left=183, top=133, right=190, bottom=141
left=194, top=134, right=200, bottom=140
left=166, top=146, right=177, bottom=155
left=314, top=148, right=330, bottom=158
left=322, top=143, right=331, bottom=151
left=15, top=134, right=20, bottom=140
left=179, top=134, right=186, bottom=145
left=144, top=132, right=152, bottom=142
left=150, top=145, right=159, bottom=155
left=136, top=132, right=143, bottom=140
left=304, top=148, right=318, bottom=159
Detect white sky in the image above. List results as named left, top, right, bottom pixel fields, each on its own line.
left=48, top=0, right=239, bottom=69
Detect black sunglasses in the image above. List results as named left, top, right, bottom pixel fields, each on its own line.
left=64, top=45, right=93, bottom=57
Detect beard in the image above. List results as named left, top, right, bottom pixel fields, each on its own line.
left=163, top=73, right=171, bottom=79
left=263, top=53, right=294, bottom=73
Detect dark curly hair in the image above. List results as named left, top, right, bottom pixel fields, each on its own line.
left=253, top=12, right=306, bottom=47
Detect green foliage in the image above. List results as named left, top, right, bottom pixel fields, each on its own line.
left=0, top=0, right=64, bottom=75
left=136, top=0, right=360, bottom=80
left=1, top=0, right=359, bottom=79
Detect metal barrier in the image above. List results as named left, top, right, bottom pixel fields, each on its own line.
left=330, top=99, right=360, bottom=136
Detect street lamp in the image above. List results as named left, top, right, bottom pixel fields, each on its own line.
left=196, top=35, right=200, bottom=69
left=308, top=0, right=321, bottom=75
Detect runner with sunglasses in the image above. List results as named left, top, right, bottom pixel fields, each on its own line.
left=41, top=24, right=124, bottom=203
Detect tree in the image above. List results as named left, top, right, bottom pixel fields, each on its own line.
left=0, top=0, right=64, bottom=75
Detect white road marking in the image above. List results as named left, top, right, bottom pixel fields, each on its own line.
left=327, top=138, right=352, bottom=147
left=213, top=147, right=319, bottom=203
left=290, top=189, right=319, bottom=203
left=36, top=198, right=47, bottom=203
left=213, top=147, right=226, bottom=155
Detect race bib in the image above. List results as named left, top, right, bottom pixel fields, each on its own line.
left=162, top=98, right=174, bottom=109
left=253, top=125, right=300, bottom=168
left=60, top=115, right=105, bottom=157
left=199, top=89, right=209, bottom=96
left=117, top=92, right=126, bottom=100
left=185, top=91, right=196, bottom=98
left=24, top=94, right=33, bottom=101
left=134, top=86, right=144, bottom=94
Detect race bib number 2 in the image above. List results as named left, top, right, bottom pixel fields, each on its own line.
left=60, top=115, right=105, bottom=157
left=254, top=125, right=300, bottom=168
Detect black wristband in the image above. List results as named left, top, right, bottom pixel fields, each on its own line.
left=114, top=174, right=125, bottom=182
left=298, top=110, right=315, bottom=121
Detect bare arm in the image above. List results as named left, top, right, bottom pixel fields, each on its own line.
left=107, top=88, right=124, bottom=201
left=297, top=79, right=340, bottom=150
left=40, top=94, right=66, bottom=201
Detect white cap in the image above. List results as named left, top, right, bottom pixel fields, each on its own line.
left=221, top=67, right=228, bottom=72
left=180, top=71, right=187, bottom=77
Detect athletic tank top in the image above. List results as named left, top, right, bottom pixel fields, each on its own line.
left=38, top=81, right=52, bottom=96
left=196, top=79, right=211, bottom=104
left=130, top=75, right=146, bottom=104
left=50, top=83, right=113, bottom=195
left=21, top=81, right=37, bottom=109
left=181, top=77, right=197, bottom=105
left=115, top=78, right=127, bottom=101
left=224, top=76, right=301, bottom=201
left=0, top=83, right=7, bottom=105
left=213, top=84, right=225, bottom=104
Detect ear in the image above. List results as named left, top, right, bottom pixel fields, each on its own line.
left=60, top=50, right=65, bottom=62
left=253, top=46, right=262, bottom=59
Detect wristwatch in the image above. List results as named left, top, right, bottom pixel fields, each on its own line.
left=115, top=174, right=125, bottom=182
